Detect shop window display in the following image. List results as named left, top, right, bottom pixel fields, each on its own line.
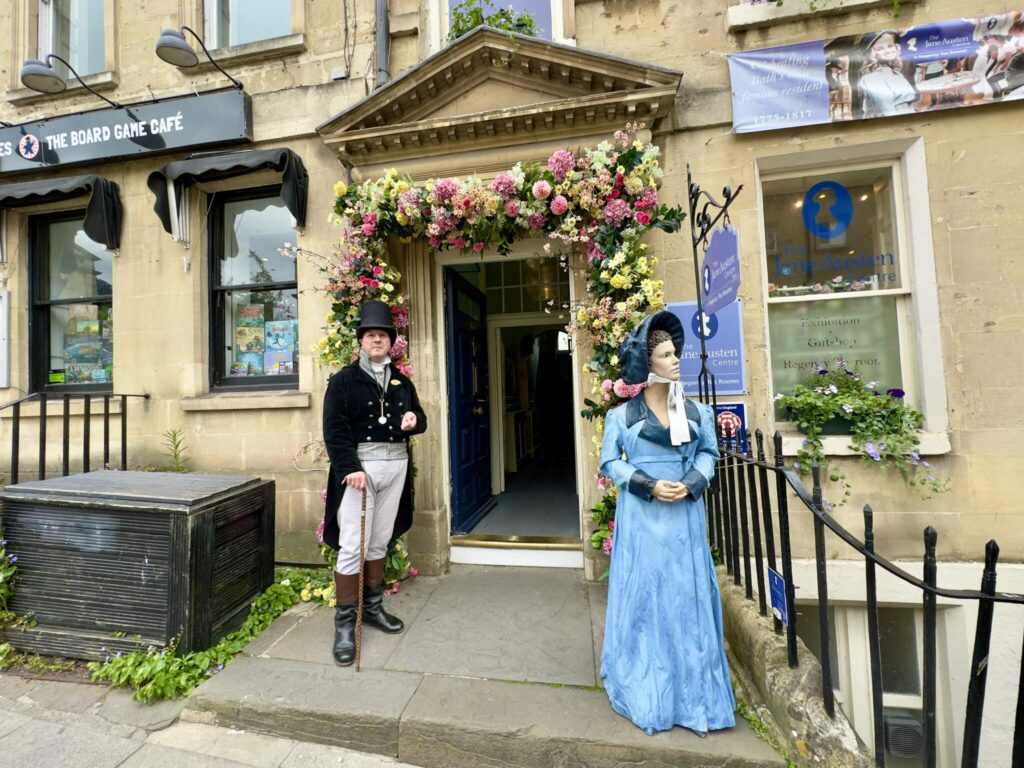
left=31, top=212, right=113, bottom=390
left=762, top=164, right=913, bottom=413
left=211, top=189, right=298, bottom=388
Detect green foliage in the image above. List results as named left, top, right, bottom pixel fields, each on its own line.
left=776, top=358, right=949, bottom=505
left=162, top=428, right=190, bottom=473
left=736, top=697, right=797, bottom=768
left=0, top=533, right=16, bottom=628
left=88, top=575, right=308, bottom=703
left=448, top=0, right=538, bottom=42
left=588, top=491, right=617, bottom=552
left=0, top=643, right=75, bottom=674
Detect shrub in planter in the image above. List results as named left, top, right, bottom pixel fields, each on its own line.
left=775, top=358, right=948, bottom=506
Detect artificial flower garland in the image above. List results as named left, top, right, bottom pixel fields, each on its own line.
left=313, top=125, right=686, bottom=554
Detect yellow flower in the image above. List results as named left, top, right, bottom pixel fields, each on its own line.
left=577, top=309, right=587, bottom=323
left=333, top=181, right=348, bottom=198
left=395, top=180, right=410, bottom=194
left=328, top=598, right=336, bottom=608
left=300, top=589, right=311, bottom=601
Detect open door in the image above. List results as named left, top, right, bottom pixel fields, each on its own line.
left=445, top=268, right=495, bottom=534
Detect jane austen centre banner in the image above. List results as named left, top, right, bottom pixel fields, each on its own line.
left=728, top=9, right=1024, bottom=133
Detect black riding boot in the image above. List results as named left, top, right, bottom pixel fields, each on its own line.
left=332, top=571, right=360, bottom=666
left=362, top=584, right=405, bottom=633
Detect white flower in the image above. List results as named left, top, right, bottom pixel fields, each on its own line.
left=867, top=381, right=877, bottom=389
left=774, top=393, right=785, bottom=401
left=279, top=578, right=291, bottom=587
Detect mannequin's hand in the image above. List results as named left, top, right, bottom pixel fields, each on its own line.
left=344, top=471, right=367, bottom=491
left=401, top=412, right=417, bottom=431
left=653, top=480, right=688, bottom=502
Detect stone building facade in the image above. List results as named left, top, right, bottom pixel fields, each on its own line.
left=1, top=1, right=1022, bottom=763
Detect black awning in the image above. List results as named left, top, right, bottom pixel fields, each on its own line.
left=0, top=175, right=122, bottom=250
left=147, top=148, right=308, bottom=235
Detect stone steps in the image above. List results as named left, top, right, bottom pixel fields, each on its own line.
left=184, top=656, right=785, bottom=768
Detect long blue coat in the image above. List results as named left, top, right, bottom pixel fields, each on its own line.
left=599, top=395, right=736, bottom=735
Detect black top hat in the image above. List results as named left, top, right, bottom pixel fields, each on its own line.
left=356, top=300, right=397, bottom=344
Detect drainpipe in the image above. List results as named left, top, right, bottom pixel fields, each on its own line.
left=375, top=0, right=390, bottom=89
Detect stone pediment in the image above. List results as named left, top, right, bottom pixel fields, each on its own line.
left=317, top=26, right=682, bottom=177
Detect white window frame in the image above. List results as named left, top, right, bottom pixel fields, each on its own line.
left=36, top=0, right=106, bottom=78
left=756, top=139, right=950, bottom=455
left=427, top=0, right=575, bottom=55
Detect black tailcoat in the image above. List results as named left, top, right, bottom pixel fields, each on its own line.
left=321, top=363, right=428, bottom=550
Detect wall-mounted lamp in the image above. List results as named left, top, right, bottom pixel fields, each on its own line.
left=155, top=27, right=243, bottom=90
left=20, top=54, right=122, bottom=108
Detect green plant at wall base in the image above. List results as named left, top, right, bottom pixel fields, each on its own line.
left=736, top=698, right=797, bottom=768
left=162, top=428, right=190, bottom=473
left=448, top=0, right=537, bottom=42
left=88, top=575, right=307, bottom=703
left=775, top=358, right=949, bottom=506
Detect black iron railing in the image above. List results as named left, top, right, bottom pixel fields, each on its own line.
left=1, top=392, right=150, bottom=484
left=710, top=427, right=1024, bottom=768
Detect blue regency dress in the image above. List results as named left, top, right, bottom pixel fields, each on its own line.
left=600, top=395, right=736, bottom=735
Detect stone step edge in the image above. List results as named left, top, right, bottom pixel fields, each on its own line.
left=182, top=672, right=786, bottom=768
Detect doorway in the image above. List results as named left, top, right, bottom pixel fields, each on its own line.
left=442, top=255, right=581, bottom=553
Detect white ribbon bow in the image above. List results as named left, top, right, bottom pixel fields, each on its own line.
left=646, top=373, right=691, bottom=445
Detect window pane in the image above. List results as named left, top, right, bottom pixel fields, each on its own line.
left=768, top=295, right=904, bottom=407
left=449, top=0, right=552, bottom=39
left=53, top=0, right=106, bottom=78
left=210, top=0, right=292, bottom=48
left=45, top=219, right=113, bottom=301
left=763, top=167, right=902, bottom=298
left=218, top=196, right=298, bottom=287
left=48, top=303, right=113, bottom=385
left=222, top=289, right=297, bottom=378
left=879, top=608, right=920, bottom=695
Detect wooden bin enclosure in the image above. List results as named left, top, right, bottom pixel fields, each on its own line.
left=0, top=471, right=275, bottom=660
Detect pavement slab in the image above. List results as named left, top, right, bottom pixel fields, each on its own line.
left=0, top=718, right=142, bottom=768
left=0, top=709, right=30, bottom=739
left=280, top=741, right=416, bottom=768
left=96, top=686, right=186, bottom=731
left=117, top=743, right=255, bottom=768
left=14, top=678, right=108, bottom=713
left=186, top=655, right=423, bottom=757
left=399, top=674, right=786, bottom=768
left=385, top=565, right=596, bottom=685
left=147, top=722, right=297, bottom=768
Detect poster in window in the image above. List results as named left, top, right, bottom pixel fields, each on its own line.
left=236, top=351, right=264, bottom=375
left=264, top=320, right=296, bottom=352
left=236, top=304, right=264, bottom=327
left=235, top=325, right=265, bottom=353
left=76, top=319, right=100, bottom=335
left=263, top=351, right=294, bottom=375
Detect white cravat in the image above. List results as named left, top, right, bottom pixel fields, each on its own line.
left=647, top=373, right=691, bottom=445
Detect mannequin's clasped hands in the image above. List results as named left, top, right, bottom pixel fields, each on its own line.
left=653, top=480, right=689, bottom=503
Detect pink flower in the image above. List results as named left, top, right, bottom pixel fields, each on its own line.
left=449, top=236, right=467, bottom=250
left=472, top=242, right=485, bottom=252
left=369, top=279, right=380, bottom=289
left=372, top=265, right=383, bottom=275
left=433, top=178, right=459, bottom=202
left=608, top=519, right=615, bottom=532
left=409, top=567, right=420, bottom=579
left=527, top=213, right=547, bottom=230
left=490, top=172, right=517, bottom=198
left=602, top=198, right=631, bottom=225
left=504, top=200, right=520, bottom=217
left=634, top=211, right=652, bottom=226
left=613, top=378, right=646, bottom=399
left=597, top=476, right=608, bottom=491
left=315, top=519, right=325, bottom=545
left=429, top=235, right=440, bottom=249
left=391, top=334, right=409, bottom=358
left=532, top=180, right=552, bottom=200
left=387, top=582, right=401, bottom=595
left=320, top=488, right=328, bottom=506
left=607, top=188, right=621, bottom=200
left=601, top=379, right=613, bottom=391
left=601, top=536, right=613, bottom=556
left=550, top=195, right=569, bottom=216
left=547, top=149, right=576, bottom=181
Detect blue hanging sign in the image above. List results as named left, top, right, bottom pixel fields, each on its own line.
left=700, top=225, right=741, bottom=316
left=768, top=567, right=790, bottom=626
left=667, top=300, right=747, bottom=396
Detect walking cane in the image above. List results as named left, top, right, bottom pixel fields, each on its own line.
left=355, top=486, right=367, bottom=672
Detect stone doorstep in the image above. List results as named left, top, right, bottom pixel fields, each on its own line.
left=183, top=656, right=785, bottom=768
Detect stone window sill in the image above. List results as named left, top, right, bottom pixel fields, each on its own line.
left=6, top=71, right=118, bottom=107
left=727, top=0, right=920, bottom=33
left=780, top=430, right=950, bottom=457
left=196, top=34, right=306, bottom=71
left=179, top=390, right=311, bottom=412
left=0, top=397, right=122, bottom=419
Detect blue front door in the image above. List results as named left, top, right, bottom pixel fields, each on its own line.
left=445, top=268, right=494, bottom=534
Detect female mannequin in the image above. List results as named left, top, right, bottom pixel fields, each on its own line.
left=599, top=311, right=735, bottom=736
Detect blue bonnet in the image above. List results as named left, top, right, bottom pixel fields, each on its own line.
left=618, top=310, right=686, bottom=385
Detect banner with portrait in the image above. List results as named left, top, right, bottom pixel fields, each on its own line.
left=728, top=9, right=1024, bottom=133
